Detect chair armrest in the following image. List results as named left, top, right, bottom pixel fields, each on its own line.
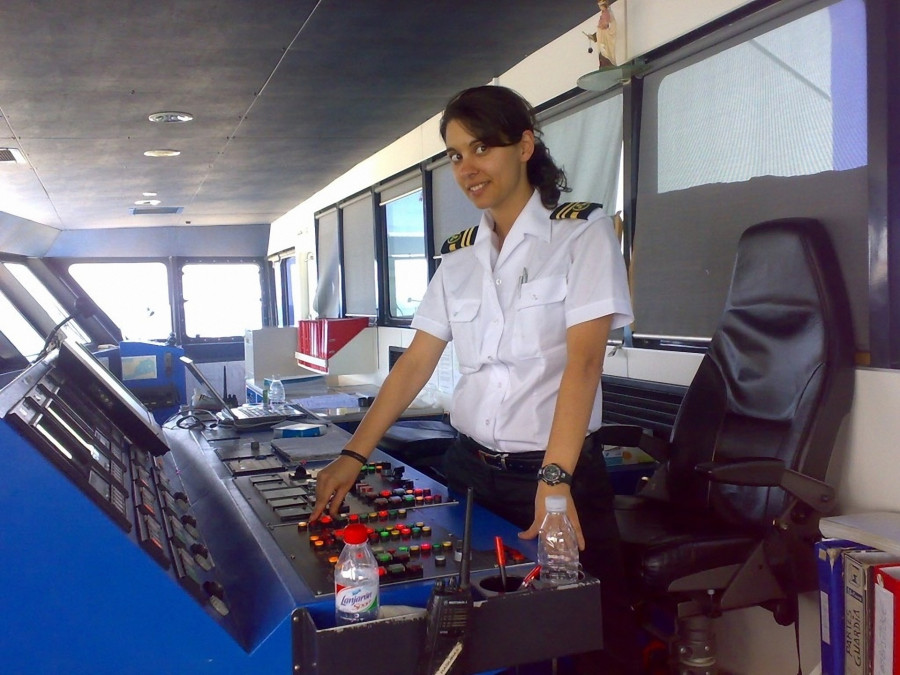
left=695, top=458, right=785, bottom=485
left=695, top=458, right=835, bottom=513
left=637, top=432, right=671, bottom=463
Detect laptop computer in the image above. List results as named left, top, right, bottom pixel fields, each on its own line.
left=180, top=356, right=313, bottom=429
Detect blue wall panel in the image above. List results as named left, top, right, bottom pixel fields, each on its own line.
left=0, top=420, right=288, bottom=674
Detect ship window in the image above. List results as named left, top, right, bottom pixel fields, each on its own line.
left=381, top=185, right=426, bottom=321
left=182, top=263, right=263, bottom=338
left=69, top=262, right=172, bottom=341
left=633, top=0, right=867, bottom=347
left=0, top=290, right=44, bottom=360
left=5, top=263, right=90, bottom=344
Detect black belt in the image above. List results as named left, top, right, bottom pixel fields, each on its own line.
left=458, top=435, right=545, bottom=473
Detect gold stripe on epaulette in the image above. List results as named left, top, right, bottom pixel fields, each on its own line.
left=441, top=226, right=478, bottom=254
left=549, top=202, right=602, bottom=220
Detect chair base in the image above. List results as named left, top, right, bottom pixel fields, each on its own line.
left=674, top=614, right=717, bottom=674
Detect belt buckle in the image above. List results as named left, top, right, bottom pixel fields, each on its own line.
left=493, top=452, right=512, bottom=470
left=479, top=449, right=505, bottom=469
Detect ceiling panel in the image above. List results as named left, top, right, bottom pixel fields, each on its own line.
left=0, top=0, right=595, bottom=230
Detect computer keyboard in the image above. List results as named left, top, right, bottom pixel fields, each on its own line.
left=239, top=406, right=270, bottom=418
left=239, top=404, right=301, bottom=418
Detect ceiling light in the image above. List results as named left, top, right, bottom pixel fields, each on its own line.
left=142, top=192, right=158, bottom=197
left=134, top=199, right=161, bottom=206
left=143, top=149, right=181, bottom=157
left=148, top=111, right=194, bottom=123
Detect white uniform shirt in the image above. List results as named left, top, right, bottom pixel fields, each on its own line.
left=411, top=191, right=634, bottom=454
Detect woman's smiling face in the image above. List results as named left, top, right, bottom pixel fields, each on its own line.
left=444, top=119, right=534, bottom=224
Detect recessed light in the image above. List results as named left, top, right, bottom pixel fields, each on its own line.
left=142, top=192, right=158, bottom=197
left=143, top=149, right=181, bottom=157
left=148, top=111, right=194, bottom=123
left=134, top=199, right=161, bottom=206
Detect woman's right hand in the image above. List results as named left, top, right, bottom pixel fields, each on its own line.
left=310, top=456, right=365, bottom=520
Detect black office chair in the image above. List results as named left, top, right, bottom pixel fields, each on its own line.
left=605, top=219, right=855, bottom=673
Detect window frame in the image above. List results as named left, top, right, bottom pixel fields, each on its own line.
left=376, top=169, right=428, bottom=327
left=269, top=248, right=297, bottom=328
left=64, top=259, right=174, bottom=343
left=0, top=258, right=94, bottom=346
left=339, top=190, right=379, bottom=319
left=176, top=256, right=271, bottom=346
left=313, top=208, right=343, bottom=319
left=47, top=254, right=273, bottom=362
left=624, top=0, right=872, bottom=358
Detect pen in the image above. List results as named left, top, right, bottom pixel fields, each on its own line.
left=519, top=564, right=541, bottom=590
left=494, top=535, right=508, bottom=592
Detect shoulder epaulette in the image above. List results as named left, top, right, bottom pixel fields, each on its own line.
left=441, top=226, right=478, bottom=254
left=549, top=202, right=603, bottom=220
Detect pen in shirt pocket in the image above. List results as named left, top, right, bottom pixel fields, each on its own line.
left=517, top=267, right=528, bottom=296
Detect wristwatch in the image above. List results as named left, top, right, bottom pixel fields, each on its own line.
left=537, top=463, right=573, bottom=486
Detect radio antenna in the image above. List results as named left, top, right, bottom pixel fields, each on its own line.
left=459, top=487, right=474, bottom=590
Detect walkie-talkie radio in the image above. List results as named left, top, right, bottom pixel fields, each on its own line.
left=417, top=487, right=475, bottom=675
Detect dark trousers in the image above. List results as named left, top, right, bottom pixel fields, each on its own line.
left=442, top=433, right=641, bottom=673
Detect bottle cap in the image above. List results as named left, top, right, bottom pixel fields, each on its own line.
left=545, top=495, right=567, bottom=512
left=342, top=523, right=369, bottom=545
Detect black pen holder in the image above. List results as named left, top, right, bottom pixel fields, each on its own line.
left=474, top=574, right=525, bottom=598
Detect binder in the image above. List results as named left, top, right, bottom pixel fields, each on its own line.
left=815, top=538, right=866, bottom=675
left=873, top=564, right=900, bottom=675
left=844, top=549, right=900, bottom=675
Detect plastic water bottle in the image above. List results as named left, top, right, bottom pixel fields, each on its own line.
left=538, top=495, right=581, bottom=586
left=268, top=375, right=285, bottom=407
left=335, top=523, right=380, bottom=625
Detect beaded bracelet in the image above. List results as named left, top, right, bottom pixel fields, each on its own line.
left=340, top=448, right=368, bottom=464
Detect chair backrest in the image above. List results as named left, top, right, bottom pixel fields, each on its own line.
left=665, top=218, right=855, bottom=527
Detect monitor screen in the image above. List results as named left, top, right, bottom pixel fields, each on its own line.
left=58, top=339, right=168, bottom=456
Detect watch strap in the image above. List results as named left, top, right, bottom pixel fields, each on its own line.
left=340, top=448, right=368, bottom=464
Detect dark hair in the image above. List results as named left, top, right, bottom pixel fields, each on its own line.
left=439, top=85, right=569, bottom=208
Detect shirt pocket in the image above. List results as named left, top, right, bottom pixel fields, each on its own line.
left=512, top=275, right=568, bottom=358
left=449, top=298, right=483, bottom=373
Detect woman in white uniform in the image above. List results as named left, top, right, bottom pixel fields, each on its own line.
left=312, top=85, right=637, bottom=672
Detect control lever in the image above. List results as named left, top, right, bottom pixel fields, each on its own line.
left=417, top=487, right=474, bottom=675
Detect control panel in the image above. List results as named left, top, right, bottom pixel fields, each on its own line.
left=0, top=341, right=234, bottom=630
left=0, top=339, right=547, bottom=674
left=235, top=460, right=528, bottom=596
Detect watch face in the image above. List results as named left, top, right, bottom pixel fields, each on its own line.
left=542, top=465, right=562, bottom=482
left=538, top=464, right=572, bottom=485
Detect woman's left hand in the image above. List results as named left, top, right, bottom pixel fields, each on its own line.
left=517, top=482, right=585, bottom=551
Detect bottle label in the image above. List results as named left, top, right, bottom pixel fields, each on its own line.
left=335, top=583, right=378, bottom=616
